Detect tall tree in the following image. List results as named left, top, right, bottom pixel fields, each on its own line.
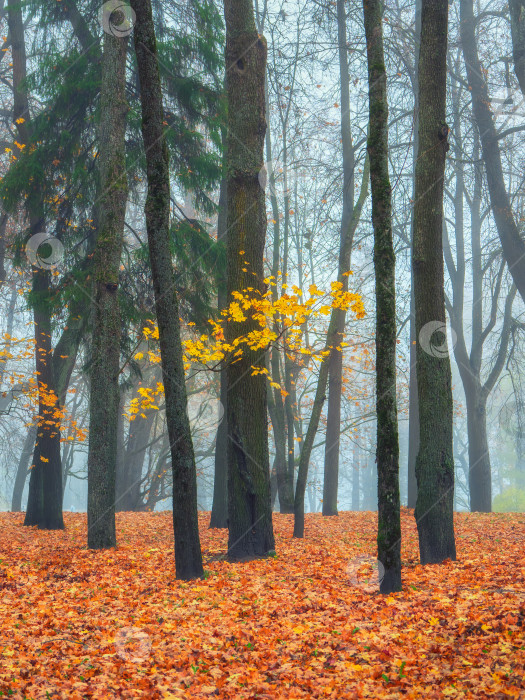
left=412, top=0, right=456, bottom=563
left=444, top=91, right=517, bottom=513
left=293, top=163, right=368, bottom=538
left=322, top=0, right=355, bottom=517
left=460, top=0, right=525, bottom=305
left=131, top=0, right=204, bottom=578
left=8, top=0, right=64, bottom=530
left=87, top=27, right=128, bottom=549
left=363, top=0, right=402, bottom=593
left=223, top=0, right=275, bottom=559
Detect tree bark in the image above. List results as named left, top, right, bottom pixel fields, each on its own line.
left=363, top=0, right=402, bottom=593
left=460, top=0, right=525, bottom=304
left=87, top=30, right=128, bottom=549
left=223, top=0, right=275, bottom=559
left=412, top=0, right=456, bottom=564
left=322, top=0, right=356, bottom=517
left=510, top=0, right=525, bottom=95
left=131, top=0, right=204, bottom=578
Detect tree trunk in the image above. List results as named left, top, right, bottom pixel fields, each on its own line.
left=407, top=0, right=422, bottom=510
left=322, top=0, right=355, bottom=516
left=510, top=0, right=525, bottom=95
left=363, top=0, right=402, bottom=593
left=460, top=0, right=525, bottom=304
left=465, top=389, right=491, bottom=512
left=223, top=0, right=275, bottom=559
left=8, top=1, right=64, bottom=530
left=131, top=0, right=203, bottom=578
left=210, top=176, right=229, bottom=528
left=412, top=0, right=456, bottom=564
left=87, top=30, right=128, bottom=549
left=11, top=425, right=37, bottom=512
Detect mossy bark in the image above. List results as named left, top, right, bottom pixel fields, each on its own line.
left=87, top=31, right=128, bottom=549
left=131, top=0, right=203, bottom=578
left=412, top=0, right=456, bottom=564
left=223, top=0, right=275, bottom=559
left=363, top=0, right=402, bottom=593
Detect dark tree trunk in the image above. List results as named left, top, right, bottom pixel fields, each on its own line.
left=8, top=1, right=64, bottom=530
left=363, top=0, right=402, bottom=593
left=131, top=0, right=203, bottom=578
left=322, top=0, right=355, bottom=517
left=87, top=30, right=128, bottom=549
left=223, top=0, right=275, bottom=559
left=460, top=0, right=525, bottom=304
left=412, top=0, right=456, bottom=564
left=510, top=0, right=525, bottom=95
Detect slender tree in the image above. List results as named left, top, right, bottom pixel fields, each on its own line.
left=131, top=0, right=204, bottom=578
left=223, top=0, right=275, bottom=559
left=87, top=28, right=128, bottom=549
left=363, top=0, right=402, bottom=593
left=460, top=0, right=525, bottom=304
left=407, top=0, right=422, bottom=509
left=8, top=0, right=64, bottom=529
left=322, top=0, right=356, bottom=517
left=412, top=0, right=456, bottom=563
left=210, top=176, right=229, bottom=528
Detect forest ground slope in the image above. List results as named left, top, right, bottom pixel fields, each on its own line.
left=0, top=510, right=524, bottom=698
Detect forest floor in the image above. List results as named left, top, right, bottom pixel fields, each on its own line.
left=0, top=509, right=524, bottom=699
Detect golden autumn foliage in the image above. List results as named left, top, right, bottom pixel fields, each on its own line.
left=0, top=510, right=524, bottom=698
left=129, top=279, right=365, bottom=419
left=0, top=333, right=86, bottom=443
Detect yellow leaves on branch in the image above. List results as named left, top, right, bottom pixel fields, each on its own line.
left=131, top=278, right=365, bottom=414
